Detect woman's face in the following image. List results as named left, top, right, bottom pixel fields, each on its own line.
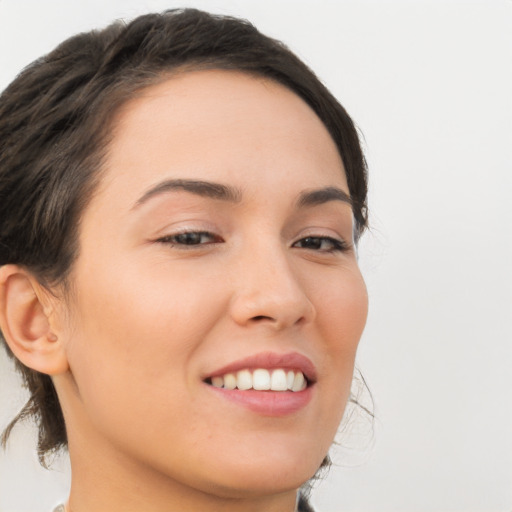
left=56, top=70, right=368, bottom=497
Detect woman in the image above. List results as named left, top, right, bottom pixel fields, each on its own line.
left=0, top=9, right=369, bottom=512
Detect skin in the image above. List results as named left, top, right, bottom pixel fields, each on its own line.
left=1, top=70, right=368, bottom=512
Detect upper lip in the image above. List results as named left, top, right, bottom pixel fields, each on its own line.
left=205, top=351, right=317, bottom=383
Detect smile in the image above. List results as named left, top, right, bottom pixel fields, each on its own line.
left=203, top=352, right=316, bottom=415
left=206, top=368, right=308, bottom=392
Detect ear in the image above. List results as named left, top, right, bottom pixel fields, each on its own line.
left=0, top=264, right=69, bottom=375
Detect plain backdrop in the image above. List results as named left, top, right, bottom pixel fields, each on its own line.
left=0, top=1, right=511, bottom=511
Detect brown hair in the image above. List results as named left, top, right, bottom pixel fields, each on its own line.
left=0, top=8, right=369, bottom=469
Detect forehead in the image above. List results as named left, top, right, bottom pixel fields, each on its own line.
left=98, top=69, right=348, bottom=207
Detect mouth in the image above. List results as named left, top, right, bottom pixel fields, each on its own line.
left=202, top=352, right=316, bottom=416
left=204, top=368, right=309, bottom=392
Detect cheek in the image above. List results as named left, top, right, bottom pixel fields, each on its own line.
left=71, top=256, right=222, bottom=351
left=62, top=261, right=227, bottom=431
left=318, top=267, right=368, bottom=354
left=313, top=268, right=368, bottom=408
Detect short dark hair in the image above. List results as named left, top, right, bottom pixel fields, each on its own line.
left=0, top=8, right=368, bottom=466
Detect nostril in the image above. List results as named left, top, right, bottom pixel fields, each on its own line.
left=251, top=315, right=273, bottom=322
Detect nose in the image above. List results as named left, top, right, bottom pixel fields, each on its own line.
left=228, top=243, right=316, bottom=330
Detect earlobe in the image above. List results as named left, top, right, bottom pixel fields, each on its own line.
left=0, top=264, right=69, bottom=375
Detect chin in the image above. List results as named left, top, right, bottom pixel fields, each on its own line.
left=195, top=448, right=325, bottom=499
left=202, top=472, right=315, bottom=500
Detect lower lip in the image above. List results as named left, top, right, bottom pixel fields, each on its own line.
left=206, top=385, right=314, bottom=416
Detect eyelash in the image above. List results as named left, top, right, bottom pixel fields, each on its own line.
left=156, top=231, right=349, bottom=253
left=156, top=231, right=221, bottom=247
left=292, top=236, right=349, bottom=253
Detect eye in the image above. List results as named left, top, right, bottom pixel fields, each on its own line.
left=293, top=236, right=348, bottom=253
left=156, top=231, right=222, bottom=247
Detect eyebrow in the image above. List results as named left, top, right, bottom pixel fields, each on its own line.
left=133, top=179, right=242, bottom=208
left=296, top=186, right=352, bottom=208
left=133, top=179, right=351, bottom=211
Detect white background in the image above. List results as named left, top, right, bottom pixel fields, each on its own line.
left=0, top=1, right=511, bottom=511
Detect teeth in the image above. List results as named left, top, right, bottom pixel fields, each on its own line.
left=253, top=369, right=271, bottom=390
left=208, top=368, right=308, bottom=392
left=286, top=370, right=295, bottom=389
left=291, top=371, right=306, bottom=392
left=211, top=376, right=224, bottom=388
left=271, top=369, right=288, bottom=391
left=224, top=373, right=237, bottom=390
left=236, top=370, right=252, bottom=390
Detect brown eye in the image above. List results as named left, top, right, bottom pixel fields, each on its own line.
left=157, top=231, right=220, bottom=246
left=293, top=236, right=347, bottom=252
